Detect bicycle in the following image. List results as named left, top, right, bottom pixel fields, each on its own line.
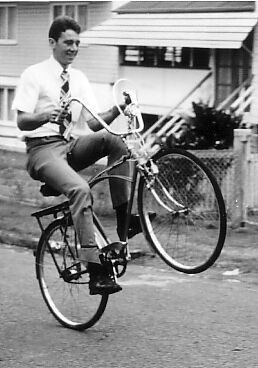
left=32, top=79, right=227, bottom=330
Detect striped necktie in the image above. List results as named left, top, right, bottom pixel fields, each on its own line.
left=59, top=69, right=72, bottom=138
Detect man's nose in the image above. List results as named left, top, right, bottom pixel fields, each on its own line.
left=70, top=42, right=78, bottom=51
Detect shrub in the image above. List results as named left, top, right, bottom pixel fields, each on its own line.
left=166, top=102, right=243, bottom=150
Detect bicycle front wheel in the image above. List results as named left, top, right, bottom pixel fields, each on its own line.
left=138, top=148, right=227, bottom=274
left=35, top=218, right=108, bottom=330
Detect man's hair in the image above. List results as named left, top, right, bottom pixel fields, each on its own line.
left=48, top=16, right=81, bottom=41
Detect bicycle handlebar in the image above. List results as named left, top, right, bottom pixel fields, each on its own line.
left=63, top=83, right=144, bottom=137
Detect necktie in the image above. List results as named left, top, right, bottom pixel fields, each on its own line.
left=59, top=69, right=72, bottom=139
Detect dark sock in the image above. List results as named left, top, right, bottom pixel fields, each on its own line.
left=115, top=202, right=128, bottom=239
left=87, top=262, right=103, bottom=277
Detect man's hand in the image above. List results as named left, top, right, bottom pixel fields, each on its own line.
left=43, top=106, right=70, bottom=125
left=123, top=103, right=139, bottom=117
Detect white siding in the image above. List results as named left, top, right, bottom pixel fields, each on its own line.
left=250, top=23, right=258, bottom=125
left=0, top=1, right=117, bottom=83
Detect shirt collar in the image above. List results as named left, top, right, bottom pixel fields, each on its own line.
left=49, top=56, right=71, bottom=75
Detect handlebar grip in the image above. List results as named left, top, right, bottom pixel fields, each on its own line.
left=123, top=92, right=132, bottom=105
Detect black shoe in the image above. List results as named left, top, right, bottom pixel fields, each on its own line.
left=89, top=275, right=122, bottom=295
left=88, top=262, right=122, bottom=296
left=128, top=212, right=156, bottom=239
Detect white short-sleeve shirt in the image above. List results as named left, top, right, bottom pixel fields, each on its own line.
left=12, top=56, right=99, bottom=139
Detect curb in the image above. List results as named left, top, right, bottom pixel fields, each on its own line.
left=0, top=230, right=149, bottom=259
left=0, top=230, right=38, bottom=250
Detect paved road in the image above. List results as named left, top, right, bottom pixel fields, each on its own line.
left=0, top=244, right=258, bottom=368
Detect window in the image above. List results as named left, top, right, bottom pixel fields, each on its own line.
left=121, top=46, right=210, bottom=69
left=0, top=6, right=17, bottom=41
left=0, top=87, right=16, bottom=122
left=52, top=3, right=88, bottom=31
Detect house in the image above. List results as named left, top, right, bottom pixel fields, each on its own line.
left=80, top=1, right=258, bottom=138
left=1, top=0, right=258, bottom=151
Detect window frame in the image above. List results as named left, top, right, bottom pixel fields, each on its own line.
left=0, top=79, right=17, bottom=124
left=50, top=2, right=89, bottom=31
left=120, top=46, right=210, bottom=70
left=0, top=4, right=17, bottom=44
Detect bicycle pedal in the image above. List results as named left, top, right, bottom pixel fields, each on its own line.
left=100, top=241, right=126, bottom=254
left=61, top=268, right=81, bottom=282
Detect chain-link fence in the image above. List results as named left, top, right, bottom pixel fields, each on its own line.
left=192, top=149, right=238, bottom=225
left=192, top=129, right=258, bottom=227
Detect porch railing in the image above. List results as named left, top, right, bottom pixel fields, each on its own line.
left=142, top=74, right=254, bottom=155
left=142, top=71, right=212, bottom=154
left=216, top=75, right=253, bottom=115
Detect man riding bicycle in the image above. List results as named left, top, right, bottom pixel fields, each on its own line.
left=12, top=16, right=141, bottom=296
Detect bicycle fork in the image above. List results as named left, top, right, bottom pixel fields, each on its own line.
left=139, top=159, right=189, bottom=215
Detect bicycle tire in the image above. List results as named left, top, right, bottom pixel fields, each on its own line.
left=35, top=218, right=108, bottom=330
left=138, top=148, right=227, bottom=274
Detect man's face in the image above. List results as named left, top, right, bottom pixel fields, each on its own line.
left=50, top=29, right=80, bottom=68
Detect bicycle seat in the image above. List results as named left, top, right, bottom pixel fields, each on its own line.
left=40, top=184, right=61, bottom=197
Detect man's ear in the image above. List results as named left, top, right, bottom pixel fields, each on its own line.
left=49, top=38, right=56, bottom=49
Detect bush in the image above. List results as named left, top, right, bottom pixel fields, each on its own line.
left=166, top=102, right=243, bottom=150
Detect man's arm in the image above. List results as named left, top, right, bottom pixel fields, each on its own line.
left=14, top=67, right=67, bottom=131
left=17, top=108, right=67, bottom=131
left=87, top=105, right=125, bottom=132
left=77, top=71, right=126, bottom=132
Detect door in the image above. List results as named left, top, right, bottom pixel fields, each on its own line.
left=215, top=32, right=253, bottom=106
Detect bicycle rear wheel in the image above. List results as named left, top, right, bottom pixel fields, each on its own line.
left=35, top=218, right=108, bottom=330
left=138, top=148, right=227, bottom=274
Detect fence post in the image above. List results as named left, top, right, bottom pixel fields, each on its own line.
left=232, top=129, right=252, bottom=227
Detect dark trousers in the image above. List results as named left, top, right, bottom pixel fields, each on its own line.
left=26, top=132, right=129, bottom=263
